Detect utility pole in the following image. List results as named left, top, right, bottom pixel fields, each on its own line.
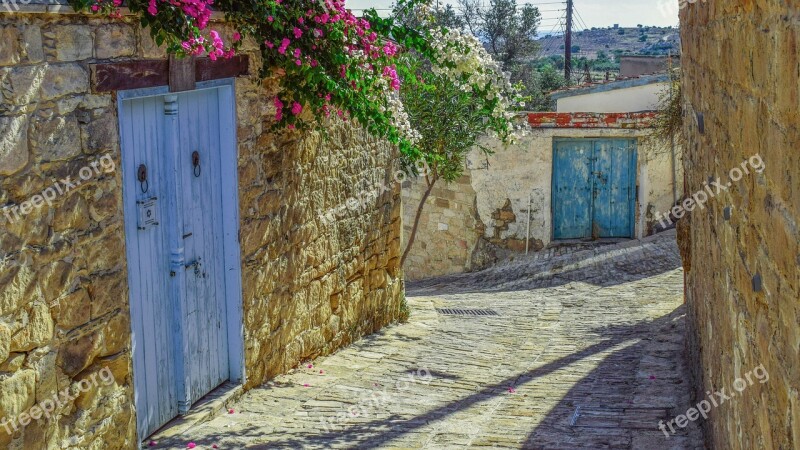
left=564, top=0, right=573, bottom=82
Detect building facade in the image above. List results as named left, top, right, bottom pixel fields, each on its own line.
left=0, top=7, right=403, bottom=448
left=402, top=112, right=681, bottom=281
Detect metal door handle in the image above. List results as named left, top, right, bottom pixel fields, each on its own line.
left=184, top=258, right=207, bottom=278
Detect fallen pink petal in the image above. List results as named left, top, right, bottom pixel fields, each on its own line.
left=187, top=443, right=196, bottom=449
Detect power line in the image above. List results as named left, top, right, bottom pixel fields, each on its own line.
left=573, top=7, right=590, bottom=31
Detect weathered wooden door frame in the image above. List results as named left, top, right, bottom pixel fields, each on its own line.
left=550, top=137, right=638, bottom=241
left=118, top=79, right=245, bottom=441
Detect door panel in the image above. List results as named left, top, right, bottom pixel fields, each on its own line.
left=592, top=139, right=636, bottom=238
left=552, top=140, right=594, bottom=239
left=120, top=95, right=180, bottom=438
left=177, top=89, right=230, bottom=405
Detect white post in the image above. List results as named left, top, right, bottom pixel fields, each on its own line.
left=526, top=193, right=532, bottom=255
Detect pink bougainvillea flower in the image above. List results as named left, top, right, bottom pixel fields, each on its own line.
left=229, top=408, right=235, bottom=414
left=307, top=364, right=313, bottom=369
left=232, top=32, right=241, bottom=42
left=293, top=27, right=303, bottom=38
left=303, top=383, right=310, bottom=387
left=507, top=386, right=517, bottom=394
left=187, top=443, right=196, bottom=449
left=291, top=102, right=303, bottom=115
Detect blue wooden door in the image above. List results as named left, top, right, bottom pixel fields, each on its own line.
left=176, top=90, right=230, bottom=406
left=552, top=139, right=637, bottom=239
left=552, top=140, right=594, bottom=239
left=592, top=139, right=637, bottom=238
left=120, top=86, right=237, bottom=440
left=119, top=94, right=180, bottom=438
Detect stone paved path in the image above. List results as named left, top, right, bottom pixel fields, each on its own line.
left=156, top=230, right=704, bottom=449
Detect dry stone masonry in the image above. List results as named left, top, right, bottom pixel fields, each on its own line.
left=680, top=2, right=800, bottom=448
left=0, top=9, right=403, bottom=449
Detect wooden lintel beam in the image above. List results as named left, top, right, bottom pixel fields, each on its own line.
left=92, top=55, right=250, bottom=93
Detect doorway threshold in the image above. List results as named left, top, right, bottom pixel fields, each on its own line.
left=144, top=381, right=243, bottom=448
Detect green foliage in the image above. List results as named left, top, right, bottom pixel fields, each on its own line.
left=400, top=63, right=495, bottom=183
left=652, top=70, right=684, bottom=149
left=398, top=295, right=411, bottom=323
left=458, top=0, right=541, bottom=69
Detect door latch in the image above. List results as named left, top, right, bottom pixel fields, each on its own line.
left=185, top=257, right=207, bottom=278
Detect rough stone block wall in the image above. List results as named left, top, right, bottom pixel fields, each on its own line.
left=0, top=10, right=402, bottom=448
left=401, top=174, right=482, bottom=281
left=680, top=2, right=800, bottom=448
left=238, top=104, right=404, bottom=385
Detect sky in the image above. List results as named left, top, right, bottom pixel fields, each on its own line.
left=346, top=0, right=681, bottom=32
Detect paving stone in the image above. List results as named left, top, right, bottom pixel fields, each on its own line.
left=152, top=230, right=703, bottom=449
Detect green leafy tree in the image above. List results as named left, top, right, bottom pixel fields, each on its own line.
left=400, top=66, right=505, bottom=265
left=458, top=0, right=542, bottom=68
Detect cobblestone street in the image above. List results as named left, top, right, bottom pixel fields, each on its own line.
left=155, top=230, right=703, bottom=449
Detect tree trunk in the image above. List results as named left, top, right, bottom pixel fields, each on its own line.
left=400, top=177, right=437, bottom=267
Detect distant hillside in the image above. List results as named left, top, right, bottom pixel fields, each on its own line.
left=537, top=25, right=681, bottom=59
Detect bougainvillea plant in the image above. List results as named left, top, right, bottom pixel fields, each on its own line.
left=70, top=0, right=523, bottom=158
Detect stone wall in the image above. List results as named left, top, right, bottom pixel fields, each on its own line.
left=680, top=2, right=800, bottom=448
left=402, top=112, right=680, bottom=281
left=401, top=174, right=483, bottom=281
left=0, top=9, right=402, bottom=449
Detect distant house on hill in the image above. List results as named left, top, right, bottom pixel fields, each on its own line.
left=550, top=73, right=671, bottom=113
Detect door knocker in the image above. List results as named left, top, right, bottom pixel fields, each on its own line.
left=192, top=151, right=201, bottom=177
left=137, top=164, right=149, bottom=193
